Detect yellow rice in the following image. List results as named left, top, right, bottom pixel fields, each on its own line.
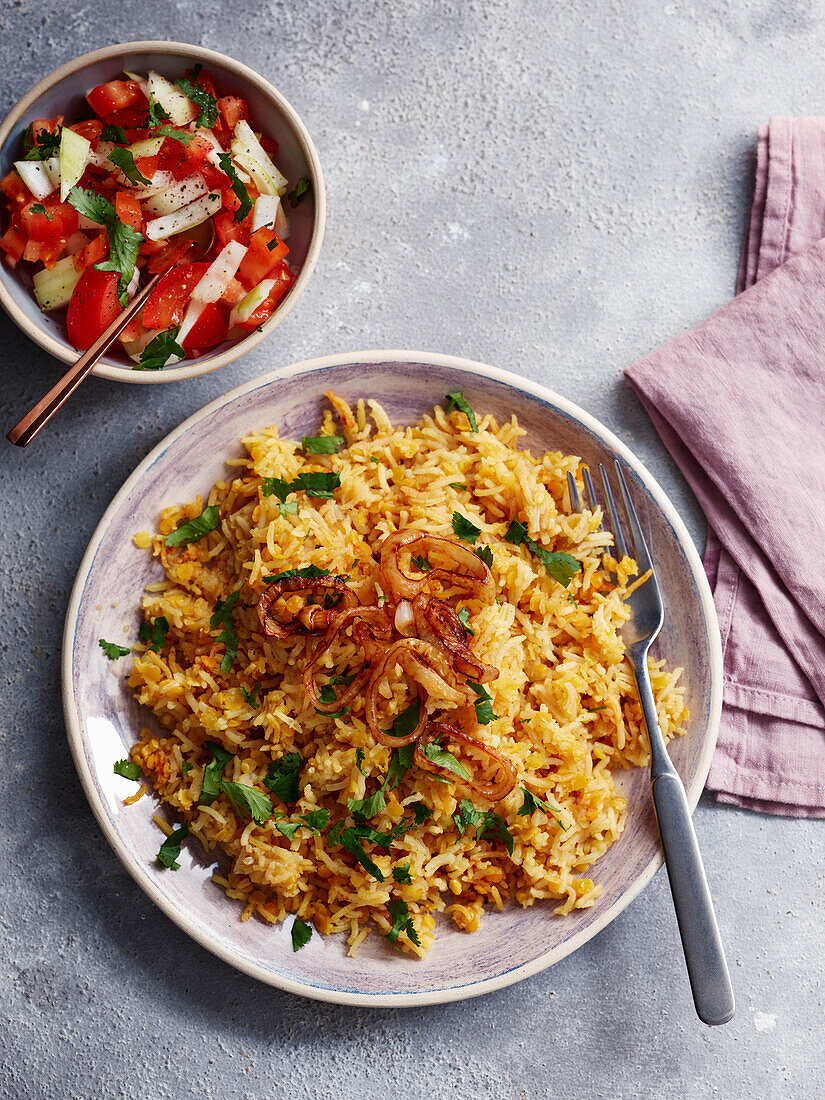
left=128, top=394, right=687, bottom=956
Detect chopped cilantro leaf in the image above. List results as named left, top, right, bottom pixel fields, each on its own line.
left=445, top=391, right=478, bottom=433
left=99, top=638, right=130, bottom=659
left=410, top=801, right=430, bottom=825
left=100, top=124, right=128, bottom=144
left=369, top=456, right=380, bottom=464
left=66, top=186, right=143, bottom=306
left=450, top=481, right=468, bottom=490
left=176, top=73, right=218, bottom=128
left=154, top=125, right=193, bottom=144
left=107, top=144, right=151, bottom=186
left=216, top=152, right=252, bottom=223
left=242, top=683, right=260, bottom=707
left=452, top=512, right=481, bottom=544
left=295, top=471, right=341, bottom=498
left=29, top=202, right=54, bottom=221
left=138, top=616, right=169, bottom=653
left=164, top=504, right=220, bottom=547
left=274, top=818, right=300, bottom=841
left=301, top=809, right=330, bottom=831
left=336, top=827, right=385, bottom=881
left=157, top=823, right=188, bottom=869
left=456, top=608, right=474, bottom=635
left=518, top=786, right=566, bottom=828
left=199, top=741, right=234, bottom=806
left=147, top=97, right=171, bottom=125
left=422, top=739, right=472, bottom=781
left=504, top=518, right=581, bottom=588
left=386, top=899, right=421, bottom=947
left=263, top=752, right=302, bottom=804
left=467, top=680, right=498, bottom=725
left=387, top=741, right=416, bottom=790
left=355, top=748, right=368, bottom=775
left=181, top=761, right=193, bottom=777
left=411, top=554, right=432, bottom=572
left=263, top=563, right=330, bottom=584
left=220, top=780, right=273, bottom=824
left=347, top=780, right=387, bottom=821
left=474, top=545, right=494, bottom=568
left=302, top=435, right=344, bottom=454
left=453, top=798, right=514, bottom=855
left=587, top=705, right=608, bottom=712
left=291, top=917, right=312, bottom=951
left=23, top=127, right=61, bottom=160
left=261, top=477, right=293, bottom=502
left=133, top=326, right=184, bottom=371
left=210, top=590, right=240, bottom=673
left=385, top=699, right=421, bottom=747
left=113, top=759, right=141, bottom=781
left=392, top=861, right=412, bottom=884
left=287, top=176, right=311, bottom=207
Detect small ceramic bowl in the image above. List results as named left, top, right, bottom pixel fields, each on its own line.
left=0, top=42, right=325, bottom=383
left=63, top=351, right=723, bottom=1006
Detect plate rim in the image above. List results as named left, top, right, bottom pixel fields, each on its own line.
left=61, top=348, right=723, bottom=1006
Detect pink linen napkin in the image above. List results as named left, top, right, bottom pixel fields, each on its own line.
left=625, top=117, right=825, bottom=817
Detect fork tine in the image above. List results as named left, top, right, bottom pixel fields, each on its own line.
left=598, top=463, right=629, bottom=560
left=566, top=471, right=582, bottom=512
left=581, top=465, right=599, bottom=512
left=613, top=461, right=653, bottom=574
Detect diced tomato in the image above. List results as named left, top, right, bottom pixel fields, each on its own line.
left=69, top=119, right=104, bottom=146
left=23, top=237, right=67, bottom=269
left=142, top=261, right=210, bottom=329
left=115, top=192, right=142, bottom=232
left=217, top=95, right=250, bottom=131
left=102, top=109, right=150, bottom=134
left=236, top=263, right=295, bottom=331
left=186, top=66, right=217, bottom=99
left=159, top=133, right=212, bottom=181
left=21, top=196, right=78, bottom=244
left=200, top=163, right=227, bottom=190
left=86, top=79, right=143, bottom=118
left=119, top=313, right=146, bottom=343
left=236, top=227, right=288, bottom=288
left=66, top=268, right=121, bottom=350
left=135, top=154, right=159, bottom=180
left=145, top=237, right=195, bottom=275
left=73, top=233, right=108, bottom=272
left=222, top=277, right=245, bottom=305
left=0, top=225, right=26, bottom=265
left=259, top=134, right=279, bottom=159
left=213, top=210, right=250, bottom=248
left=181, top=301, right=227, bottom=349
left=1, top=171, right=31, bottom=206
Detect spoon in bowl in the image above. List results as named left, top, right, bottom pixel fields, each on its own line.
left=6, top=219, right=215, bottom=448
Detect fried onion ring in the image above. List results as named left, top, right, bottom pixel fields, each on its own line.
left=257, top=576, right=357, bottom=640
left=414, top=722, right=517, bottom=801
left=378, top=530, right=496, bottom=604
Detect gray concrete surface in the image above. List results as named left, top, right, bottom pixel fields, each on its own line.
left=0, top=2, right=822, bottom=1097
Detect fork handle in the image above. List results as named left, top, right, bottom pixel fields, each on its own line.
left=632, top=655, right=735, bottom=1025
left=651, top=774, right=735, bottom=1025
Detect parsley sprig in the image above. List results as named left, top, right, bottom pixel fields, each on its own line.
left=176, top=67, right=219, bottom=128
left=99, top=638, right=130, bottom=660
left=164, top=504, right=220, bottom=547
left=217, top=152, right=252, bottom=223
left=386, top=899, right=421, bottom=947
left=133, top=326, right=185, bottom=372
left=453, top=798, right=514, bottom=855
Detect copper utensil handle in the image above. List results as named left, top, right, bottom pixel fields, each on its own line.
left=6, top=271, right=163, bottom=448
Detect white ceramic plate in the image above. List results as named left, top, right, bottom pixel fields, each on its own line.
left=62, top=350, right=722, bottom=1005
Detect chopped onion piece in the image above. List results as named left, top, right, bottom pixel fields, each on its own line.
left=228, top=278, right=274, bottom=327
left=42, top=156, right=61, bottom=188
left=64, top=231, right=90, bottom=255
left=147, top=71, right=197, bottom=126
left=127, top=136, right=165, bottom=160
left=232, top=121, right=288, bottom=194
left=177, top=298, right=205, bottom=345
left=144, top=191, right=222, bottom=241
left=142, top=174, right=208, bottom=217
left=274, top=199, right=290, bottom=240
left=123, top=71, right=150, bottom=96
left=251, top=194, right=278, bottom=233
left=87, top=142, right=115, bottom=169
left=231, top=148, right=284, bottom=198
left=394, top=600, right=416, bottom=637
left=191, top=240, right=247, bottom=304
left=59, top=127, right=90, bottom=201
left=13, top=161, right=54, bottom=201
left=131, top=169, right=178, bottom=199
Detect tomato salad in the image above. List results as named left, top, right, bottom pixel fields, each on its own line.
left=0, top=65, right=310, bottom=369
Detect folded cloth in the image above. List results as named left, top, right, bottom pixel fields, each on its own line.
left=625, top=117, right=825, bottom=817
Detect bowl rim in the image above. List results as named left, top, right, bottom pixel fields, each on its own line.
left=62, top=349, right=723, bottom=1006
left=0, top=40, right=326, bottom=384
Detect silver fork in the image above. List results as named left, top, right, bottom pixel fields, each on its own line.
left=568, top=461, right=735, bottom=1026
